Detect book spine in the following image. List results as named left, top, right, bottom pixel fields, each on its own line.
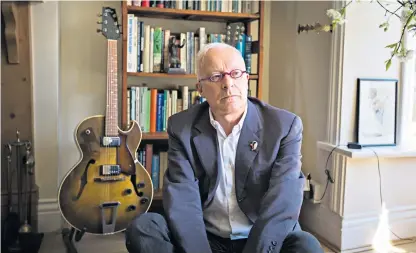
left=135, top=87, right=140, bottom=124
left=151, top=154, right=160, bottom=190
left=157, top=93, right=163, bottom=131
left=127, top=14, right=135, bottom=72
left=163, top=90, right=168, bottom=131
left=153, top=27, right=162, bottom=72
left=143, top=25, right=151, bottom=73
left=150, top=27, right=154, bottom=73
left=137, top=21, right=142, bottom=72
left=245, top=35, right=252, bottom=74
left=150, top=89, right=157, bottom=132
left=130, top=88, right=136, bottom=121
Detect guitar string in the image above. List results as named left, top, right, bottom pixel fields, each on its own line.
left=109, top=39, right=113, bottom=203
left=104, top=40, right=112, bottom=206
left=111, top=38, right=116, bottom=204
left=106, top=38, right=108, bottom=207
left=111, top=39, right=114, bottom=196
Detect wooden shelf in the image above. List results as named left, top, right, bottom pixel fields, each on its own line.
left=127, top=72, right=259, bottom=80
left=126, top=6, right=260, bottom=23
left=128, top=72, right=196, bottom=78
left=142, top=132, right=168, bottom=140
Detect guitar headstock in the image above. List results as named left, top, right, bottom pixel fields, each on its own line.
left=97, top=7, right=120, bottom=40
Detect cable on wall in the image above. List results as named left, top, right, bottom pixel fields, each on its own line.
left=367, top=147, right=416, bottom=244
left=314, top=145, right=338, bottom=202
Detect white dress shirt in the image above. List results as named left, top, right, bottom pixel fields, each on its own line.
left=203, top=104, right=253, bottom=240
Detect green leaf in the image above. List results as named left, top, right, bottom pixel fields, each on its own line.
left=385, top=59, right=392, bottom=71
left=385, top=43, right=397, bottom=49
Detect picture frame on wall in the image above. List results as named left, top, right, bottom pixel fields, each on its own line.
left=356, top=78, right=398, bottom=146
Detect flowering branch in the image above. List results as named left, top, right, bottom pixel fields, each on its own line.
left=376, top=0, right=401, bottom=18
left=306, top=0, right=416, bottom=70
left=384, top=7, right=416, bottom=70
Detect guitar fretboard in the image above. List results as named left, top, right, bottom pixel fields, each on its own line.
left=105, top=39, right=118, bottom=137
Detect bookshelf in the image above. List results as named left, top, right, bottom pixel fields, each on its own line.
left=120, top=0, right=265, bottom=201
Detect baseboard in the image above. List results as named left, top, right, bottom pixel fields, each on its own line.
left=300, top=201, right=416, bottom=252
left=38, top=198, right=62, bottom=233
left=340, top=205, right=416, bottom=252
left=299, top=200, right=343, bottom=250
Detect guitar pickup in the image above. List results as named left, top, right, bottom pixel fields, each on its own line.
left=100, top=136, right=120, bottom=147
left=100, top=165, right=121, bottom=176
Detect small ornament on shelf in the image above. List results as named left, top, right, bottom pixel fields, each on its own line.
left=167, top=36, right=186, bottom=74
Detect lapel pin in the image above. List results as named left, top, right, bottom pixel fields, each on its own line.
left=250, top=141, right=258, bottom=151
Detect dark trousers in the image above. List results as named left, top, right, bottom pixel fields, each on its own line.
left=125, top=213, right=324, bottom=253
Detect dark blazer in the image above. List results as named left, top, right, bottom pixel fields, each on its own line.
left=162, top=97, right=305, bottom=253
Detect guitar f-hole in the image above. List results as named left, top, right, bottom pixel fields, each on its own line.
left=72, top=159, right=95, bottom=201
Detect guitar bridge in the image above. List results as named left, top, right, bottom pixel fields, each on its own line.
left=100, top=136, right=120, bottom=147
left=94, top=177, right=125, bottom=182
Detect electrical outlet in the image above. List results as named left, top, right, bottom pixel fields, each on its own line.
left=309, top=180, right=323, bottom=204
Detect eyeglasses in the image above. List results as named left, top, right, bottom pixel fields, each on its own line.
left=198, top=69, right=247, bottom=83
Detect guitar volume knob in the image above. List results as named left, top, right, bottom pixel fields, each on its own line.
left=140, top=197, right=149, bottom=204
left=127, top=205, right=136, bottom=211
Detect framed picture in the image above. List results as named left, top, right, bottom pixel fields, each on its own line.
left=356, top=78, right=398, bottom=146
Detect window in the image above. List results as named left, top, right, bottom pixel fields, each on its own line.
left=412, top=58, right=416, bottom=140
left=402, top=23, right=416, bottom=147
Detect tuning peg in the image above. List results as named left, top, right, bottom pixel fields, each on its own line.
left=97, top=13, right=102, bottom=17
left=97, top=28, right=102, bottom=33
left=97, top=21, right=102, bottom=24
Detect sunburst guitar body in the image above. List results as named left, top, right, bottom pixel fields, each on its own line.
left=57, top=7, right=153, bottom=235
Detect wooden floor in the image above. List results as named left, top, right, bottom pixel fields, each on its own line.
left=39, top=230, right=128, bottom=253
left=37, top=230, right=416, bottom=253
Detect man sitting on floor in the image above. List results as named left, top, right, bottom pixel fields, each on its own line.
left=125, top=42, right=324, bottom=253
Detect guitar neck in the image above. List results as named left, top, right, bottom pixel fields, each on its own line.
left=105, top=39, right=118, bottom=137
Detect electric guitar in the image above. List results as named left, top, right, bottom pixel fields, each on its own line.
left=57, top=7, right=153, bottom=235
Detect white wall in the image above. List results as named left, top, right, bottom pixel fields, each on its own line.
left=268, top=1, right=332, bottom=181
left=339, top=1, right=402, bottom=145
left=30, top=1, right=61, bottom=233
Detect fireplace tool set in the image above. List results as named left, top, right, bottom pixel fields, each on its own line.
left=2, top=130, right=43, bottom=253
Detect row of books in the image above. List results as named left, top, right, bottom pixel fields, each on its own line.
left=127, top=85, right=205, bottom=132
left=126, top=0, right=259, bottom=14
left=126, top=15, right=253, bottom=74
left=137, top=144, right=167, bottom=191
